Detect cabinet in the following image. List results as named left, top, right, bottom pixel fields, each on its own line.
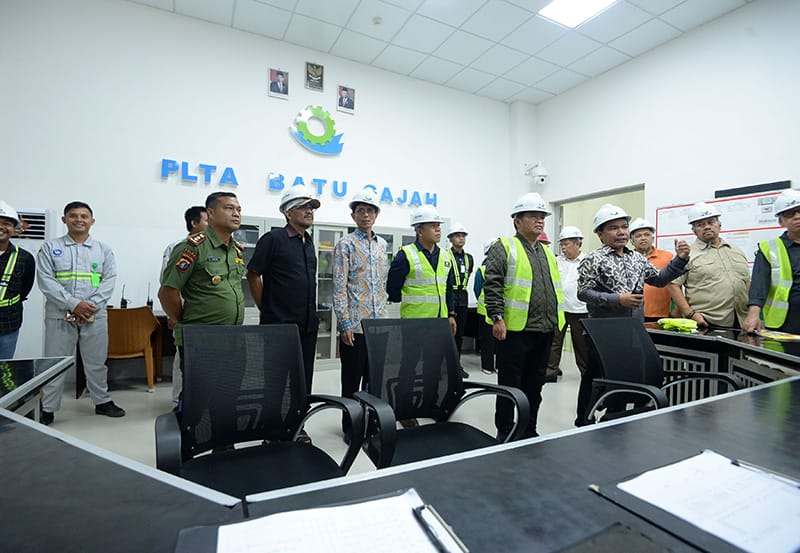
left=236, top=216, right=416, bottom=366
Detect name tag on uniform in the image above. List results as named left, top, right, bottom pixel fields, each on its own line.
left=207, top=256, right=221, bottom=262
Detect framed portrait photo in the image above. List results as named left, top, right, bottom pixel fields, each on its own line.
left=336, top=85, right=355, bottom=113
left=305, top=62, right=324, bottom=91
left=268, top=68, right=289, bottom=99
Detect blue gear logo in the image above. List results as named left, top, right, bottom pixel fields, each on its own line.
left=291, top=105, right=344, bottom=155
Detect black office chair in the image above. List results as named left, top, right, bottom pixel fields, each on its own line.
left=579, top=317, right=742, bottom=424
left=154, top=324, right=363, bottom=498
left=354, top=318, right=530, bottom=468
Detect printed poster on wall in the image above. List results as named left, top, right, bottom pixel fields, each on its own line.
left=305, top=62, right=323, bottom=91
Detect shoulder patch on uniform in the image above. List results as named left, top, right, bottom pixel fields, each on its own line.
left=175, top=247, right=198, bottom=272
left=186, top=232, right=207, bottom=246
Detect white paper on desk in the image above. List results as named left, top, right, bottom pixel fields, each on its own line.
left=216, top=488, right=463, bottom=553
left=617, top=450, right=800, bottom=553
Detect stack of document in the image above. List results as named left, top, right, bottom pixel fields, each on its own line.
left=216, top=488, right=467, bottom=553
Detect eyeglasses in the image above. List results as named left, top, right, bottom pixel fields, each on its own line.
left=781, top=208, right=800, bottom=218
left=293, top=204, right=317, bottom=212
left=354, top=206, right=377, bottom=215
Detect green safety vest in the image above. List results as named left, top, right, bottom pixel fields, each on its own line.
left=446, top=248, right=471, bottom=291
left=486, top=237, right=565, bottom=332
left=758, top=238, right=792, bottom=328
left=476, top=265, right=487, bottom=316
left=400, top=244, right=449, bottom=318
left=0, top=248, right=20, bottom=307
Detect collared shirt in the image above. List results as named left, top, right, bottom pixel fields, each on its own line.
left=386, top=240, right=454, bottom=312
left=160, top=237, right=185, bottom=284
left=162, top=226, right=245, bottom=346
left=577, top=244, right=688, bottom=319
left=671, top=238, right=749, bottom=327
left=247, top=224, right=318, bottom=333
left=556, top=252, right=586, bottom=314
left=748, top=231, right=800, bottom=333
left=37, top=234, right=117, bottom=320
left=484, top=233, right=558, bottom=332
left=643, top=247, right=674, bottom=318
left=333, top=229, right=389, bottom=333
left=0, top=243, right=36, bottom=335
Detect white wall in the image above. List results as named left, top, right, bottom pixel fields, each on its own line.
left=535, top=0, right=799, bottom=223
left=1, top=0, right=522, bottom=356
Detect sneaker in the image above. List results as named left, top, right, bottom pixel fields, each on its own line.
left=95, top=401, right=126, bottom=418
left=296, top=429, right=312, bottom=445
left=40, top=410, right=54, bottom=425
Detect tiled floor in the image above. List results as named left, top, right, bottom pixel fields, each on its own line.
left=47, top=350, right=582, bottom=475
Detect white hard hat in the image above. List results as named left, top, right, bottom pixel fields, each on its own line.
left=483, top=239, right=496, bottom=255
left=348, top=188, right=380, bottom=212
left=774, top=189, right=800, bottom=217
left=0, top=201, right=20, bottom=227
left=558, top=226, right=583, bottom=241
left=410, top=205, right=443, bottom=227
left=510, top=192, right=551, bottom=218
left=686, top=202, right=721, bottom=225
left=447, top=222, right=468, bottom=237
left=280, top=185, right=321, bottom=213
left=629, top=217, right=655, bottom=235
left=592, top=204, right=630, bottom=232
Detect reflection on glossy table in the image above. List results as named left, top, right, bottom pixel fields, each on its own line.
left=0, top=356, right=74, bottom=415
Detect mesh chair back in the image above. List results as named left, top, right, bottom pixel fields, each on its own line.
left=362, top=318, right=463, bottom=421
left=181, top=324, right=306, bottom=458
left=580, top=317, right=663, bottom=386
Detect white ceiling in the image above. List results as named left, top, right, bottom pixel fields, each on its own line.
left=127, top=0, right=751, bottom=104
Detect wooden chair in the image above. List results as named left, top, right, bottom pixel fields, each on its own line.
left=107, top=306, right=162, bottom=392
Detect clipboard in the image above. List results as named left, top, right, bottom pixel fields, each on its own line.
left=175, top=488, right=468, bottom=553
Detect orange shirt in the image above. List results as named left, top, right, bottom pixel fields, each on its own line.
left=644, top=247, right=674, bottom=318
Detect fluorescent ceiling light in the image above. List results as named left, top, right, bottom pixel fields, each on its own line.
left=538, top=0, right=618, bottom=28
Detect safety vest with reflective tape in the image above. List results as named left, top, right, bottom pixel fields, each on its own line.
left=400, top=244, right=448, bottom=318
left=476, top=265, right=487, bottom=316
left=758, top=238, right=792, bottom=328
left=0, top=248, right=20, bottom=307
left=446, top=248, right=471, bottom=291
left=486, top=237, right=565, bottom=332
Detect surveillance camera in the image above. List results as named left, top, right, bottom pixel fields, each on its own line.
left=532, top=163, right=548, bottom=184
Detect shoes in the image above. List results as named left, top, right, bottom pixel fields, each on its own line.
left=495, top=430, right=510, bottom=442
left=95, top=401, right=126, bottom=418
left=399, top=418, right=419, bottom=429
left=555, top=368, right=563, bottom=376
left=296, top=429, right=312, bottom=445
left=459, top=368, right=469, bottom=379
left=545, top=372, right=559, bottom=383
left=40, top=410, right=54, bottom=426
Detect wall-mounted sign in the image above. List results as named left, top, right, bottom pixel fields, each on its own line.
left=305, top=62, right=323, bottom=91
left=291, top=105, right=344, bottom=155
left=161, top=159, right=238, bottom=186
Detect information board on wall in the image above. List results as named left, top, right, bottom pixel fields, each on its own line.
left=655, top=191, right=788, bottom=264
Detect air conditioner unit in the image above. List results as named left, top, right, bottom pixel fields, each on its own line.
left=15, top=209, right=49, bottom=241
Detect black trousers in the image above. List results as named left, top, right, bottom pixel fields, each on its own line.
left=495, top=330, right=552, bottom=437
left=339, top=332, right=369, bottom=431
left=478, top=320, right=496, bottom=371
left=298, top=328, right=318, bottom=395
left=453, top=305, right=468, bottom=364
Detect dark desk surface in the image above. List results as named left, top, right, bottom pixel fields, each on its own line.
left=247, top=378, right=800, bottom=552
left=0, top=356, right=74, bottom=408
left=0, top=410, right=244, bottom=553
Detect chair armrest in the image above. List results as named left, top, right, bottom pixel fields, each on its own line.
left=662, top=370, right=743, bottom=392
left=353, top=391, right=397, bottom=469
left=154, top=413, right=182, bottom=475
left=304, top=394, right=364, bottom=474
left=459, top=382, right=531, bottom=442
left=587, top=378, right=669, bottom=424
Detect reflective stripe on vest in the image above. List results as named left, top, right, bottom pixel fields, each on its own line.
left=476, top=265, right=487, bottom=316
left=485, top=237, right=565, bottom=331
left=446, top=248, right=471, bottom=291
left=400, top=244, right=448, bottom=318
left=0, top=248, right=20, bottom=307
left=55, top=270, right=103, bottom=288
left=758, top=239, right=792, bottom=328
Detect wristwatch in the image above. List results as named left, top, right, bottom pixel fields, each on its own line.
left=491, top=314, right=504, bottom=323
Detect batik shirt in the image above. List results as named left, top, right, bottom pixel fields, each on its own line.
left=333, top=229, right=389, bottom=334
left=577, top=245, right=687, bottom=319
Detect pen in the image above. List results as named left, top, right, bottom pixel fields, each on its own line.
left=731, top=458, right=800, bottom=488
left=413, top=505, right=449, bottom=553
